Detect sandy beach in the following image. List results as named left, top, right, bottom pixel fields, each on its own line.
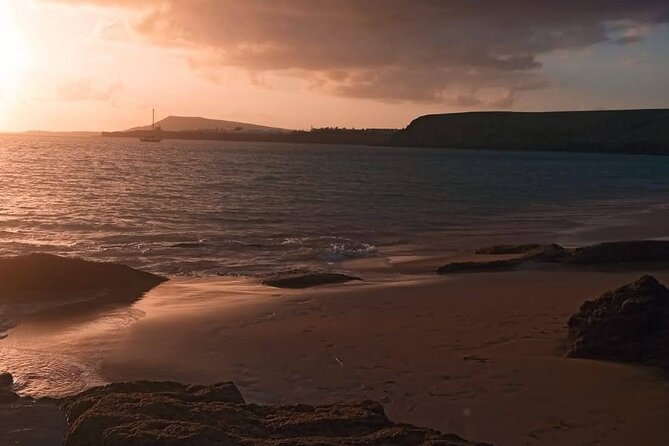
left=4, top=260, right=669, bottom=445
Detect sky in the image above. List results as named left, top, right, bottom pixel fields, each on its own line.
left=1, top=0, right=668, bottom=132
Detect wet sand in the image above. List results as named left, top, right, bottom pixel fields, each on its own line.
left=2, top=261, right=669, bottom=445
left=27, top=269, right=665, bottom=446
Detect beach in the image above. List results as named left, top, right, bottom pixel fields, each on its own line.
left=4, top=258, right=669, bottom=445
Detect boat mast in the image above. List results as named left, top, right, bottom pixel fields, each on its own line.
left=152, top=109, right=155, bottom=132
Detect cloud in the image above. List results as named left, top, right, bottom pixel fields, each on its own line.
left=46, top=0, right=669, bottom=107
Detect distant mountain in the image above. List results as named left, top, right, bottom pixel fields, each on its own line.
left=127, top=116, right=290, bottom=134
left=391, top=109, right=669, bottom=154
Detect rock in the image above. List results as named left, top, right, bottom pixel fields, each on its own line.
left=468, top=240, right=669, bottom=269
left=0, top=254, right=167, bottom=304
left=262, top=272, right=360, bottom=289
left=474, top=244, right=543, bottom=255
left=60, top=381, right=488, bottom=446
left=566, top=275, right=669, bottom=372
left=0, top=373, right=13, bottom=389
left=0, top=373, right=18, bottom=404
left=522, top=243, right=571, bottom=262
left=567, top=240, right=669, bottom=265
left=0, top=389, right=19, bottom=404
left=436, top=259, right=521, bottom=274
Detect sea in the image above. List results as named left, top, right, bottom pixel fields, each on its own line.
left=1, top=134, right=669, bottom=277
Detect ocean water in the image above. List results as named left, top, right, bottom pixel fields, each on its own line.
left=1, top=134, right=669, bottom=276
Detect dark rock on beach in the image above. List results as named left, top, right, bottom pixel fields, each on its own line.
left=0, top=390, right=19, bottom=403
left=567, top=240, right=669, bottom=265
left=60, top=380, right=488, bottom=446
left=0, top=373, right=18, bottom=403
left=474, top=244, right=543, bottom=255
left=0, top=372, right=13, bottom=389
left=523, top=240, right=669, bottom=265
left=442, top=240, right=669, bottom=274
left=566, top=275, right=669, bottom=372
left=262, top=272, right=360, bottom=289
left=436, top=259, right=521, bottom=274
left=522, top=243, right=571, bottom=262
left=0, top=253, right=167, bottom=304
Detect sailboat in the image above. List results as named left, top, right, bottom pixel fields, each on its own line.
left=140, top=109, right=162, bottom=142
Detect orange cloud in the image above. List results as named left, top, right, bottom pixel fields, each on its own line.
left=45, top=0, right=669, bottom=106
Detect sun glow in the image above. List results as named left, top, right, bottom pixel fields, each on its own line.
left=0, top=3, right=29, bottom=97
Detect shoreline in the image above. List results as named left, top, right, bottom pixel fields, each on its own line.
left=2, top=231, right=669, bottom=444
left=3, top=267, right=669, bottom=445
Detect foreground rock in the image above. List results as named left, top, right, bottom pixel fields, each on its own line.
left=0, top=253, right=167, bottom=304
left=566, top=275, right=669, bottom=373
left=60, top=381, right=488, bottom=446
left=262, top=272, right=360, bottom=289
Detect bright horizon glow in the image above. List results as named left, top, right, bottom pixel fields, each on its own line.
left=0, top=2, right=31, bottom=123
left=0, top=1, right=668, bottom=133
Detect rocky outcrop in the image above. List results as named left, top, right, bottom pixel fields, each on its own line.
left=60, top=381, right=489, bottom=446
left=436, top=259, right=521, bottom=274
left=566, top=276, right=669, bottom=372
left=520, top=243, right=571, bottom=262
left=438, top=241, right=669, bottom=274
left=474, top=244, right=542, bottom=255
left=567, top=240, right=669, bottom=264
left=262, top=272, right=360, bottom=289
left=0, top=253, right=167, bottom=304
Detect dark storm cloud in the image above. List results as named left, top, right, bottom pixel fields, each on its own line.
left=50, top=0, right=669, bottom=105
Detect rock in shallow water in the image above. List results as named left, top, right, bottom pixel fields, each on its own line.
left=262, top=272, right=360, bottom=289
left=0, top=374, right=18, bottom=403
left=567, top=240, right=669, bottom=264
left=60, top=381, right=489, bottom=446
left=0, top=373, right=13, bottom=389
left=474, top=244, right=543, bottom=255
left=436, top=259, right=522, bottom=274
left=566, top=275, right=669, bottom=372
left=0, top=253, right=167, bottom=304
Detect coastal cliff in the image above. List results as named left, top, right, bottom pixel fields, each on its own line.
left=391, top=109, right=669, bottom=154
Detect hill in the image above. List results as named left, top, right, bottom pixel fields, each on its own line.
left=391, top=109, right=669, bottom=154
left=127, top=115, right=290, bottom=134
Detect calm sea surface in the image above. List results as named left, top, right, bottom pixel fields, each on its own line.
left=1, top=135, right=669, bottom=276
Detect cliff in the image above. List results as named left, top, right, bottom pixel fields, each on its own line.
left=392, top=109, right=669, bottom=154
